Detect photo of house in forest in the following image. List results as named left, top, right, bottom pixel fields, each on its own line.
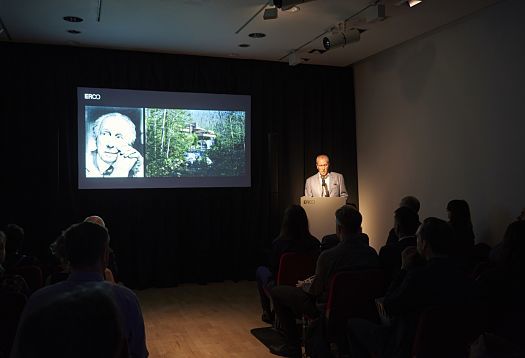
left=144, top=108, right=246, bottom=177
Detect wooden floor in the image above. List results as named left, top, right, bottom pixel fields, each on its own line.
left=136, top=281, right=276, bottom=358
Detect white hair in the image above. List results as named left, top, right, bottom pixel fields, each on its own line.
left=92, top=112, right=136, bottom=145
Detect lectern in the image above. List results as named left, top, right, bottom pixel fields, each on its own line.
left=300, top=196, right=346, bottom=240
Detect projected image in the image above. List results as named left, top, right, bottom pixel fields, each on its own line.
left=85, top=107, right=144, bottom=178
left=77, top=87, right=251, bottom=189
left=144, top=109, right=246, bottom=177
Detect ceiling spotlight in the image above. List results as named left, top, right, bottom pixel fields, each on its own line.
left=248, top=32, right=266, bottom=38
left=63, top=16, right=83, bottom=22
left=288, top=51, right=301, bottom=66
left=273, top=0, right=313, bottom=11
left=408, top=0, right=422, bottom=7
left=322, top=28, right=360, bottom=51
left=263, top=6, right=278, bottom=20
left=395, top=0, right=423, bottom=7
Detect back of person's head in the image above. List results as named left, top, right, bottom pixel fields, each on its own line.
left=14, top=283, right=123, bottom=358
left=280, top=205, right=310, bottom=240
left=335, top=205, right=362, bottom=236
left=5, top=223, right=24, bottom=254
left=418, top=217, right=455, bottom=256
left=64, top=222, right=109, bottom=269
left=394, top=206, right=420, bottom=237
left=84, top=215, right=106, bottom=228
left=446, top=199, right=473, bottom=226
left=400, top=196, right=420, bottom=213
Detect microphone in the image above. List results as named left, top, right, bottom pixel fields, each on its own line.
left=322, top=177, right=329, bottom=197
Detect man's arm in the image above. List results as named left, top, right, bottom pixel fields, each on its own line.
left=339, top=174, right=349, bottom=198
left=304, top=251, right=329, bottom=297
left=305, top=177, right=313, bottom=197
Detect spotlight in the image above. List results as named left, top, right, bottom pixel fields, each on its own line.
left=396, top=0, right=423, bottom=7
left=273, top=0, right=312, bottom=11
left=288, top=51, right=301, bottom=66
left=322, top=28, right=360, bottom=51
left=263, top=6, right=278, bottom=20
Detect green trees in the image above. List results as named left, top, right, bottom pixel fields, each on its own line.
left=144, top=108, right=246, bottom=177
left=145, top=108, right=194, bottom=177
left=207, top=111, right=246, bottom=176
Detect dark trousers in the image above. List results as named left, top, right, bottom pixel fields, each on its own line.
left=347, top=318, right=390, bottom=358
left=255, top=266, right=274, bottom=313
left=271, top=285, right=320, bottom=346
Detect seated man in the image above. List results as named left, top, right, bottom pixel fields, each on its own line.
left=379, top=206, right=420, bottom=286
left=14, top=221, right=148, bottom=358
left=270, top=205, right=380, bottom=357
left=348, top=217, right=481, bottom=358
left=385, top=196, right=420, bottom=246
left=12, top=283, right=124, bottom=358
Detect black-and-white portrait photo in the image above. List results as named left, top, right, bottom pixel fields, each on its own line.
left=85, top=107, right=144, bottom=178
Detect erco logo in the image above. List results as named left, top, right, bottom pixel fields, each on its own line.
left=303, top=200, right=315, bottom=205
left=84, top=93, right=101, bottom=100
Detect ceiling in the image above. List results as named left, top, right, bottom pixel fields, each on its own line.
left=0, top=0, right=504, bottom=67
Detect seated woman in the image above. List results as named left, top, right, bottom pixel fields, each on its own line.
left=255, top=205, right=320, bottom=324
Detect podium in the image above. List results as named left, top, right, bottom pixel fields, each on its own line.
left=300, top=196, right=346, bottom=240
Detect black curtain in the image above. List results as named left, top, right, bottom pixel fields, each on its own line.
left=1, top=43, right=357, bottom=289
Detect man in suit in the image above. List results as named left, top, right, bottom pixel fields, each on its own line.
left=304, top=154, right=348, bottom=198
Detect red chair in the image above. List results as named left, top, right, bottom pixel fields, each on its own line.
left=323, top=270, right=386, bottom=355
left=0, top=291, right=27, bottom=357
left=276, top=251, right=318, bottom=286
left=9, top=265, right=44, bottom=293
left=411, top=303, right=487, bottom=358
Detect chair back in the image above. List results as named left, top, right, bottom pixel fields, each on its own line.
left=411, top=303, right=487, bottom=357
left=0, top=291, right=27, bottom=357
left=276, top=252, right=318, bottom=286
left=325, top=270, right=385, bottom=327
left=9, top=265, right=44, bottom=293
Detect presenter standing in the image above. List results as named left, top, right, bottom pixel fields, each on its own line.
left=304, top=154, right=348, bottom=198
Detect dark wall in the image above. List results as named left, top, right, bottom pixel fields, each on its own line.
left=1, top=43, right=357, bottom=288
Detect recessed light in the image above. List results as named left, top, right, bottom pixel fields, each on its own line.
left=248, top=32, right=266, bottom=38
left=63, top=16, right=83, bottom=23
left=238, top=44, right=250, bottom=48
left=67, top=29, right=81, bottom=34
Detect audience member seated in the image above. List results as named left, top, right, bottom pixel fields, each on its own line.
left=385, top=196, right=421, bottom=246
left=14, top=221, right=148, bottom=357
left=46, top=234, right=70, bottom=285
left=11, top=283, right=124, bottom=358
left=447, top=199, right=475, bottom=265
left=477, top=220, right=525, bottom=354
left=379, top=206, right=419, bottom=286
left=84, top=215, right=118, bottom=283
left=270, top=205, right=380, bottom=357
left=347, top=217, right=481, bottom=358
left=2, top=224, right=38, bottom=271
left=0, top=231, right=29, bottom=297
left=255, top=205, right=320, bottom=324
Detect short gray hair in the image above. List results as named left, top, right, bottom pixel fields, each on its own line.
left=92, top=112, right=136, bottom=145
